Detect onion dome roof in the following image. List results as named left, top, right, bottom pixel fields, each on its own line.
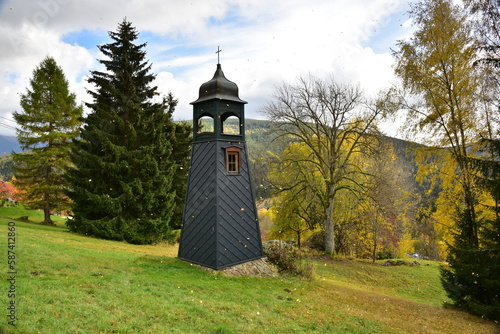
left=191, top=64, right=247, bottom=104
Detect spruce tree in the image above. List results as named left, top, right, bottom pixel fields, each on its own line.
left=478, top=142, right=500, bottom=320
left=13, top=56, right=82, bottom=225
left=67, top=20, right=180, bottom=244
left=163, top=94, right=191, bottom=230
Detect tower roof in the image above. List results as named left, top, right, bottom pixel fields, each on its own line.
left=191, top=64, right=247, bottom=104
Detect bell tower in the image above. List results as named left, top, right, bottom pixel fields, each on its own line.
left=178, top=59, right=263, bottom=269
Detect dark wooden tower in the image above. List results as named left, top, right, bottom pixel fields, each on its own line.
left=178, top=62, right=263, bottom=269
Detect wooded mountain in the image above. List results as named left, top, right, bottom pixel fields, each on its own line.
left=236, top=119, right=423, bottom=202
left=0, top=136, right=20, bottom=181
left=0, top=135, right=21, bottom=154
left=0, top=120, right=422, bottom=188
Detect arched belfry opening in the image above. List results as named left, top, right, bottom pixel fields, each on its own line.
left=196, top=114, right=214, bottom=134
left=221, top=113, right=241, bottom=135
left=178, top=61, right=263, bottom=270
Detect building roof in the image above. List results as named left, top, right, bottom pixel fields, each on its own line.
left=191, top=64, right=247, bottom=104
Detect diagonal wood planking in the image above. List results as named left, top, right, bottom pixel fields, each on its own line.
left=178, top=140, right=263, bottom=269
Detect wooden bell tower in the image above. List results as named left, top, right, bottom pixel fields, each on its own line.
left=178, top=59, right=263, bottom=269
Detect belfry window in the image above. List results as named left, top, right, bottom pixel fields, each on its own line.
left=225, top=147, right=241, bottom=174
left=222, top=114, right=240, bottom=135
left=197, top=115, right=214, bottom=134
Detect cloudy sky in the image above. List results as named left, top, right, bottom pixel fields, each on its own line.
left=0, top=0, right=414, bottom=137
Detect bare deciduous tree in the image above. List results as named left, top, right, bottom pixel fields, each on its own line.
left=262, top=75, right=382, bottom=254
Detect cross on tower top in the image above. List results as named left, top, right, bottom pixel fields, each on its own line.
left=216, top=46, right=222, bottom=64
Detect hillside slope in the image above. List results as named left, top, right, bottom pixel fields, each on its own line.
left=0, top=209, right=497, bottom=333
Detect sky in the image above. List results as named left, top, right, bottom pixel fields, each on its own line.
left=0, top=0, right=415, bottom=137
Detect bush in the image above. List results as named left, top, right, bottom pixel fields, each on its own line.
left=263, top=241, right=314, bottom=279
left=377, top=248, right=395, bottom=260
left=304, top=231, right=326, bottom=251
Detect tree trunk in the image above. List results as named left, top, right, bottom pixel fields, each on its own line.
left=43, top=208, right=53, bottom=225
left=43, top=192, right=53, bottom=225
left=372, top=237, right=377, bottom=263
left=459, top=158, right=479, bottom=248
left=325, top=196, right=335, bottom=255
left=463, top=187, right=479, bottom=247
left=372, top=210, right=378, bottom=263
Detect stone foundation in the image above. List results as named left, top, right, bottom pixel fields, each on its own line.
left=194, top=257, right=279, bottom=277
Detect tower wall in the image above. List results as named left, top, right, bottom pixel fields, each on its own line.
left=178, top=141, right=218, bottom=268
left=178, top=140, right=263, bottom=269
left=178, top=63, right=263, bottom=269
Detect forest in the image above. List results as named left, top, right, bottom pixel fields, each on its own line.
left=227, top=118, right=432, bottom=260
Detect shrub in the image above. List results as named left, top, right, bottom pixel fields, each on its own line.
left=263, top=241, right=314, bottom=279
left=377, top=248, right=395, bottom=260
left=304, top=231, right=326, bottom=251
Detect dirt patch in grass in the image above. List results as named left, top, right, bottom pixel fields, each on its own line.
left=308, top=279, right=499, bottom=334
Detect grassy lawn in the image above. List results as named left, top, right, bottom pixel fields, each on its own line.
left=0, top=207, right=498, bottom=333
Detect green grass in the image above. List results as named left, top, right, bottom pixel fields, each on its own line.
left=0, top=207, right=498, bottom=333
left=314, top=256, right=448, bottom=307
left=0, top=205, right=66, bottom=226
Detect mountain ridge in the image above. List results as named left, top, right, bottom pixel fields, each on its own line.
left=0, top=135, right=21, bottom=154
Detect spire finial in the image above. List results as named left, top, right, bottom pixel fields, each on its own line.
left=216, top=46, right=222, bottom=65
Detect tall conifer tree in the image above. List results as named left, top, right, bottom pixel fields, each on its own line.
left=67, top=20, right=180, bottom=244
left=13, top=56, right=82, bottom=225
left=159, top=93, right=191, bottom=230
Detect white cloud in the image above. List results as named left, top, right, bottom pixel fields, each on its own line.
left=402, top=18, right=414, bottom=29
left=0, top=0, right=413, bottom=135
